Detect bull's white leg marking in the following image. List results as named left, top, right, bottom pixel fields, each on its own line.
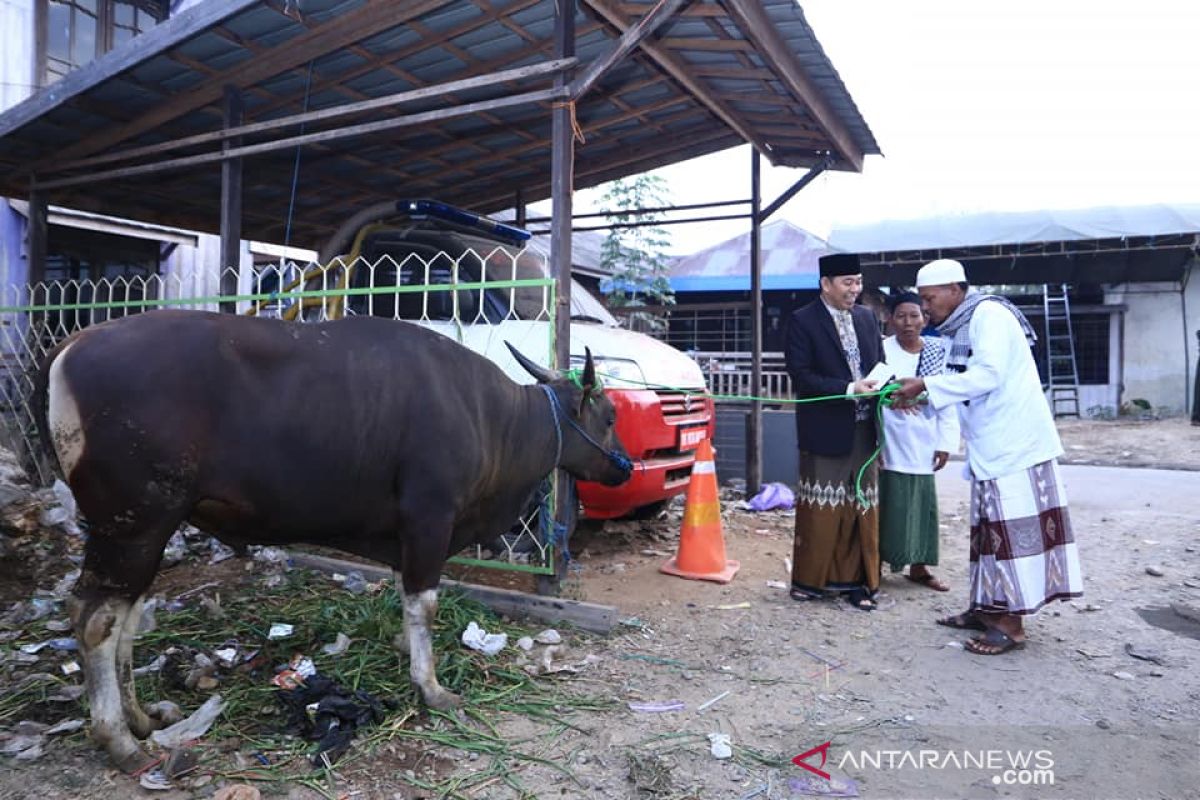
left=392, top=572, right=409, bottom=654
left=116, top=597, right=156, bottom=739
left=75, top=597, right=151, bottom=771
left=403, top=589, right=461, bottom=710
left=47, top=342, right=85, bottom=480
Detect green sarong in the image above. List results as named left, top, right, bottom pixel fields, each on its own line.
left=878, top=470, right=939, bottom=571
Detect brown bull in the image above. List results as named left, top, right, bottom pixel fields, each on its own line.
left=33, top=310, right=631, bottom=771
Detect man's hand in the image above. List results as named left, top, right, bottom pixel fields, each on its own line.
left=850, top=379, right=879, bottom=396
left=932, top=450, right=950, bottom=471
left=893, top=377, right=926, bottom=403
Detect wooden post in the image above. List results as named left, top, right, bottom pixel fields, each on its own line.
left=26, top=183, right=48, bottom=286
left=747, top=149, right=763, bottom=496
left=515, top=187, right=526, bottom=228
left=543, top=0, right=576, bottom=597
left=219, top=86, right=243, bottom=312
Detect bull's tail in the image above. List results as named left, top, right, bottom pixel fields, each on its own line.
left=32, top=335, right=78, bottom=481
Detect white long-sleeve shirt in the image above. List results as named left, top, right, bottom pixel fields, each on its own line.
left=924, top=301, right=1063, bottom=480
left=880, top=337, right=960, bottom=475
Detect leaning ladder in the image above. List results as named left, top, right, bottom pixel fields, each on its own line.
left=1042, top=283, right=1080, bottom=418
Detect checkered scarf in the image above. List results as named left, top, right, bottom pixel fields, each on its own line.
left=915, top=336, right=947, bottom=378
left=935, top=289, right=1037, bottom=372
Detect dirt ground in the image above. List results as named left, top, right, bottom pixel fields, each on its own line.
left=1055, top=416, right=1200, bottom=471
left=2, top=418, right=1198, bottom=800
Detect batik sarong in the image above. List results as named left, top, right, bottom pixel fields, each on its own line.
left=792, top=422, right=880, bottom=596
left=969, top=459, right=1083, bottom=614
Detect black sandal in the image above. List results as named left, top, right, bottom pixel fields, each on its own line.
left=790, top=587, right=823, bottom=602
left=846, top=589, right=877, bottom=611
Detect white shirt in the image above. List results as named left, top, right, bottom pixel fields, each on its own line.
left=924, top=302, right=1063, bottom=480
left=880, top=337, right=960, bottom=475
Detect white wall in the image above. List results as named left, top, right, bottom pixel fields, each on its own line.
left=161, top=232, right=253, bottom=312
left=1106, top=264, right=1197, bottom=414
left=0, top=0, right=35, bottom=114
left=1185, top=262, right=1200, bottom=416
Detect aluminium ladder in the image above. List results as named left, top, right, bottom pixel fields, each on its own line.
left=1042, top=283, right=1080, bottom=419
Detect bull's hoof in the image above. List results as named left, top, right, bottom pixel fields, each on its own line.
left=423, top=687, right=462, bottom=711
left=113, top=744, right=157, bottom=774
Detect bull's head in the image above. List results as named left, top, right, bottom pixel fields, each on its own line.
left=506, top=343, right=633, bottom=487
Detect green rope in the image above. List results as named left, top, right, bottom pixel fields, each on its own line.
left=565, top=368, right=906, bottom=507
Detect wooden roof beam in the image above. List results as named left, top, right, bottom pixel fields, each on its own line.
left=249, top=0, right=547, bottom=121
left=718, top=0, right=864, bottom=170
left=52, top=0, right=457, bottom=163
left=465, top=127, right=739, bottom=210
left=579, top=0, right=773, bottom=161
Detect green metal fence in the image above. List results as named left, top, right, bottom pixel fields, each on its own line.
left=0, top=249, right=563, bottom=575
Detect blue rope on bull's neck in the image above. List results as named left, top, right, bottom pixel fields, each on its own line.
left=539, top=384, right=634, bottom=474
left=540, top=384, right=564, bottom=467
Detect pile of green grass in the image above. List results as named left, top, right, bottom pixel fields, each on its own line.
left=126, top=569, right=609, bottom=798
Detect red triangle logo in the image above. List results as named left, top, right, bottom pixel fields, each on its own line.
left=792, top=741, right=832, bottom=780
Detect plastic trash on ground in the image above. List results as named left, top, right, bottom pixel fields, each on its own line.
left=138, top=769, right=172, bottom=791
left=267, top=623, right=294, bottom=640
left=208, top=538, right=237, bottom=564
left=788, top=773, right=860, bottom=797
left=321, top=633, right=351, bottom=656
left=534, top=628, right=562, bottom=645
left=627, top=700, right=685, bottom=713
left=461, top=621, right=507, bottom=656
left=276, top=673, right=389, bottom=766
left=150, top=694, right=226, bottom=749
left=342, top=571, right=368, bottom=595
left=746, top=482, right=795, bottom=512
left=707, top=732, right=733, bottom=759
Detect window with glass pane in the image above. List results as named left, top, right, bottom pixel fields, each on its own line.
left=41, top=0, right=164, bottom=85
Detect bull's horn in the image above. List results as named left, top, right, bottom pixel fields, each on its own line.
left=505, top=342, right=559, bottom=384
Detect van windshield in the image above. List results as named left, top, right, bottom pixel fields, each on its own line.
left=349, top=225, right=617, bottom=326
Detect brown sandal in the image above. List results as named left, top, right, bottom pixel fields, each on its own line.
left=936, top=612, right=986, bottom=631
left=906, top=572, right=950, bottom=592
left=964, top=628, right=1026, bottom=656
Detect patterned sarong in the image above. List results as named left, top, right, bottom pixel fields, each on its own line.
left=792, top=422, right=880, bottom=596
left=969, top=459, right=1083, bottom=615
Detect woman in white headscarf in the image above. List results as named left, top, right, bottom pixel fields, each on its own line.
left=879, top=292, right=959, bottom=591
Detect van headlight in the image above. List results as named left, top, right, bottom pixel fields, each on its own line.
left=570, top=356, right=645, bottom=388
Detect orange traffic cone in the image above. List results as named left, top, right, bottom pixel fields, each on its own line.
left=660, top=439, right=740, bottom=584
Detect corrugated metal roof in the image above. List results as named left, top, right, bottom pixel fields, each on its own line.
left=0, top=0, right=879, bottom=251
left=670, top=218, right=830, bottom=290
left=829, top=203, right=1200, bottom=254
left=828, top=203, right=1200, bottom=286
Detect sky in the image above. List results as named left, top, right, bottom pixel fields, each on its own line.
left=560, top=1, right=1200, bottom=254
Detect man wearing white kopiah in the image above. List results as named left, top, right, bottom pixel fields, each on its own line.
left=892, top=259, right=1083, bottom=656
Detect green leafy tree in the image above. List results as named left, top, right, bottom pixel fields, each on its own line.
left=599, top=175, right=674, bottom=330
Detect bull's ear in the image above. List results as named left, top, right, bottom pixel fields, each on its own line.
left=505, top=341, right=558, bottom=384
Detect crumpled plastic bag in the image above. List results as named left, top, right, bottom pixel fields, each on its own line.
left=461, top=621, right=507, bottom=656
left=276, top=673, right=391, bottom=766
left=747, top=482, right=795, bottom=512
left=150, top=694, right=225, bottom=749
left=707, top=732, right=733, bottom=759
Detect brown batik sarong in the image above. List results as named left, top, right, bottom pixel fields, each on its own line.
left=792, top=422, right=880, bottom=597
left=969, top=459, right=1083, bottom=615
